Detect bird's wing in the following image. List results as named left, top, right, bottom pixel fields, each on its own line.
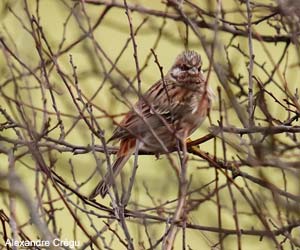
left=108, top=79, right=197, bottom=142
left=146, top=79, right=197, bottom=121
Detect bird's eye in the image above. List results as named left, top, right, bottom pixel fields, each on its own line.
left=181, top=65, right=189, bottom=71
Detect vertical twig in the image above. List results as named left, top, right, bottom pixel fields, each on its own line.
left=124, top=0, right=142, bottom=93
left=246, top=0, right=255, bottom=127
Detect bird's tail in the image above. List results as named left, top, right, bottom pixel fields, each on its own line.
left=89, top=139, right=136, bottom=199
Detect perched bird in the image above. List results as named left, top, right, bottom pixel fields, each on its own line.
left=89, top=51, right=214, bottom=199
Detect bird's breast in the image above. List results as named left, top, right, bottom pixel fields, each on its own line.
left=181, top=89, right=212, bottom=135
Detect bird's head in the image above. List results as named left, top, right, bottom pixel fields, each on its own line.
left=169, top=51, right=203, bottom=84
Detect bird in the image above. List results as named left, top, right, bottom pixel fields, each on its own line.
left=89, top=50, right=214, bottom=199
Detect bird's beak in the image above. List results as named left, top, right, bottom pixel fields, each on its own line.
left=188, top=67, right=198, bottom=76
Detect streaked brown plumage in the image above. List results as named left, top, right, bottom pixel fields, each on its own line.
left=89, top=51, right=214, bottom=199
